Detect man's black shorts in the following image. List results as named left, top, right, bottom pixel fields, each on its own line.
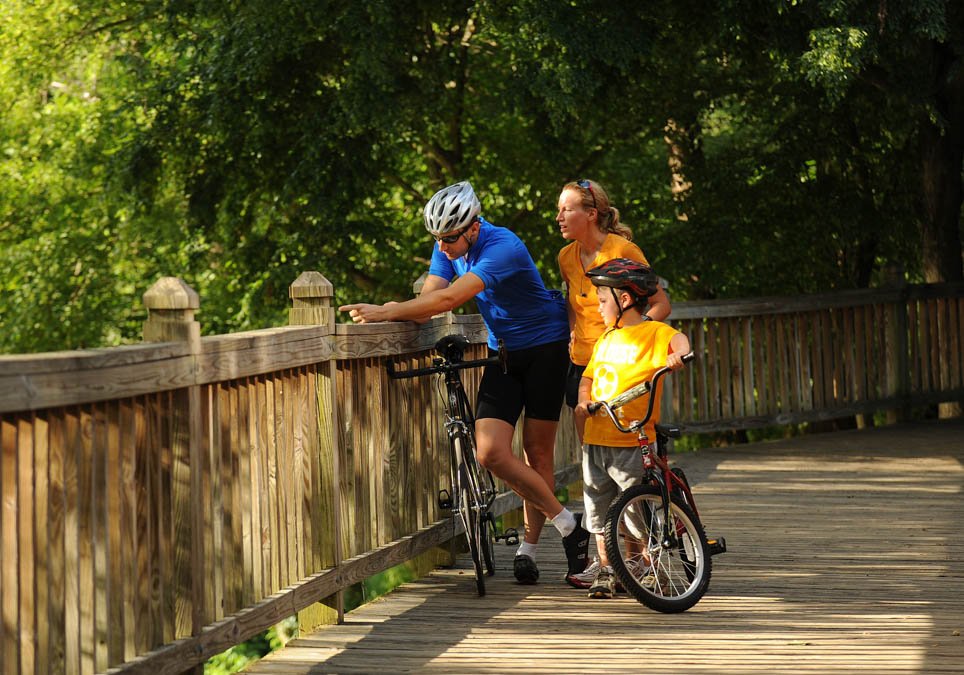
left=476, top=340, right=568, bottom=424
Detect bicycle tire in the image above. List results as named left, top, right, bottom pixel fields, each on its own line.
left=461, top=426, right=496, bottom=577
left=454, top=437, right=486, bottom=596
left=604, top=484, right=711, bottom=613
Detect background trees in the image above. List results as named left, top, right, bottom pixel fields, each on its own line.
left=1, top=0, right=961, bottom=353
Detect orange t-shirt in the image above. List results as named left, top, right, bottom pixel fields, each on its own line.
left=583, top=320, right=679, bottom=447
left=558, top=234, right=649, bottom=365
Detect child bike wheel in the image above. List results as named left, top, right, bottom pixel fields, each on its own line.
left=604, top=484, right=711, bottom=613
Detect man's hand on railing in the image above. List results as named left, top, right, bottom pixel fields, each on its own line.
left=340, top=302, right=390, bottom=323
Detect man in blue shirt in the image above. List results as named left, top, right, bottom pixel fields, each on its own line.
left=341, top=181, right=590, bottom=585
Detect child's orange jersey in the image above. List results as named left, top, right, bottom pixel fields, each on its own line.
left=583, top=320, right=680, bottom=447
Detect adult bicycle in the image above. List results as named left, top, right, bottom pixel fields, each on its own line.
left=588, top=352, right=726, bottom=612
left=387, top=334, right=518, bottom=596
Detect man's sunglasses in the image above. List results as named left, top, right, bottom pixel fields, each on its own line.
left=435, top=226, right=470, bottom=244
left=577, top=179, right=597, bottom=210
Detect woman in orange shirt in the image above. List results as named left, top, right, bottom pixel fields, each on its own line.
left=556, top=179, right=672, bottom=440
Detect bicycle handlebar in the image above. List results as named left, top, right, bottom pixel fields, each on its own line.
left=586, top=352, right=696, bottom=431
left=387, top=338, right=507, bottom=379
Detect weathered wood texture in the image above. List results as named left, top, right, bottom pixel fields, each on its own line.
left=247, top=418, right=964, bottom=674
left=0, top=281, right=961, bottom=674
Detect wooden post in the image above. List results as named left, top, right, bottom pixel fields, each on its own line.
left=142, top=277, right=201, bottom=348
left=142, top=278, right=204, bottom=675
left=413, top=271, right=459, bottom=321
left=288, top=272, right=345, bottom=630
left=884, top=269, right=910, bottom=425
left=289, top=271, right=334, bottom=327
left=413, top=271, right=429, bottom=297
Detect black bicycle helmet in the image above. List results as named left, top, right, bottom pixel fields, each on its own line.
left=586, top=258, right=659, bottom=328
left=586, top=258, right=659, bottom=301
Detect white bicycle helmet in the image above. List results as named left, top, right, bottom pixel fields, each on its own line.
left=423, top=181, right=481, bottom=236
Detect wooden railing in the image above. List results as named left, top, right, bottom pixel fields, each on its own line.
left=666, top=282, right=964, bottom=432
left=0, top=273, right=961, bottom=675
left=0, top=272, right=579, bottom=675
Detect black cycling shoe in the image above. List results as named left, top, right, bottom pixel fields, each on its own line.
left=513, top=554, right=540, bottom=584
left=562, top=515, right=591, bottom=578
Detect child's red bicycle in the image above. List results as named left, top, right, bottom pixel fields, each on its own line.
left=588, top=352, right=726, bottom=612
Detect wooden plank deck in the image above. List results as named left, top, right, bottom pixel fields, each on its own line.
left=246, top=419, right=964, bottom=674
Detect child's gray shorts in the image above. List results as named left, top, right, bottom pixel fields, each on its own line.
left=582, top=444, right=643, bottom=533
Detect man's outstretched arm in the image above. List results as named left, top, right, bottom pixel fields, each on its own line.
left=339, top=273, right=484, bottom=324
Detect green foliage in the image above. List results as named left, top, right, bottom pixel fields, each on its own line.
left=1, top=0, right=961, bottom=353
left=204, top=616, right=297, bottom=675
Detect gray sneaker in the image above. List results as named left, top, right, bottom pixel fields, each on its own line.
left=641, top=565, right=671, bottom=594
left=588, top=565, right=616, bottom=599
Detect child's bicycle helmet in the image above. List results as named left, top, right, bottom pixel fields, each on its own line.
left=586, top=258, right=659, bottom=301
left=586, top=258, right=659, bottom=327
left=424, top=181, right=481, bottom=236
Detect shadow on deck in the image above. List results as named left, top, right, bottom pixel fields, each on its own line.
left=246, top=419, right=964, bottom=674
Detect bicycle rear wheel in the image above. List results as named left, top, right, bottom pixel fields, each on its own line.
left=454, top=435, right=486, bottom=596
left=604, top=484, right=711, bottom=613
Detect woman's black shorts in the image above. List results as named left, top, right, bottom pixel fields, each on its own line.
left=564, top=361, right=587, bottom=409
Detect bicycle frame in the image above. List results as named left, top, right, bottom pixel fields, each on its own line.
left=591, top=353, right=724, bottom=612
left=439, top=363, right=495, bottom=516
left=590, top=352, right=725, bottom=557
left=387, top=334, right=514, bottom=595
left=589, top=353, right=698, bottom=551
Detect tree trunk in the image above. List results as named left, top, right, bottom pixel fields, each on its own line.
left=663, top=118, right=702, bottom=222
left=918, top=43, right=964, bottom=285
left=918, top=42, right=964, bottom=419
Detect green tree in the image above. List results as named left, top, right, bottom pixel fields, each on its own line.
left=714, top=0, right=963, bottom=285
left=2, top=0, right=959, bottom=354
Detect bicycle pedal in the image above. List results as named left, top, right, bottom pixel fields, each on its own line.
left=437, top=489, right=453, bottom=511
left=495, top=527, right=519, bottom=546
left=707, top=536, right=727, bottom=556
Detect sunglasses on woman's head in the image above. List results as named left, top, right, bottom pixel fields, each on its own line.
left=577, top=179, right=597, bottom=210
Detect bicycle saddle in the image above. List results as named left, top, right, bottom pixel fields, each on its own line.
left=655, top=423, right=682, bottom=439
left=435, top=334, right=470, bottom=362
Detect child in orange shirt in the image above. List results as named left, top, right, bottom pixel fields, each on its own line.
left=571, top=259, right=691, bottom=598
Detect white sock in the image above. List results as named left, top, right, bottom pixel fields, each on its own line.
left=552, top=508, right=577, bottom=537
left=516, top=541, right=538, bottom=560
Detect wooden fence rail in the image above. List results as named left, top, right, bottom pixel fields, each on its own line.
left=0, top=273, right=961, bottom=675
left=667, top=281, right=964, bottom=432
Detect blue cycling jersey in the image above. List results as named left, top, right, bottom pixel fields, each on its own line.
left=428, top=218, right=569, bottom=351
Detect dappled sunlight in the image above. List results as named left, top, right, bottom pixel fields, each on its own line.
left=248, top=422, right=964, bottom=673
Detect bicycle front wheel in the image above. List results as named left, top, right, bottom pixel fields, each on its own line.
left=604, top=484, right=711, bottom=613
left=454, top=435, right=486, bottom=596
left=461, top=429, right=496, bottom=577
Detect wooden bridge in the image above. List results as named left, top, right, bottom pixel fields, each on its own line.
left=247, top=418, right=964, bottom=674
left=1, top=273, right=962, bottom=674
